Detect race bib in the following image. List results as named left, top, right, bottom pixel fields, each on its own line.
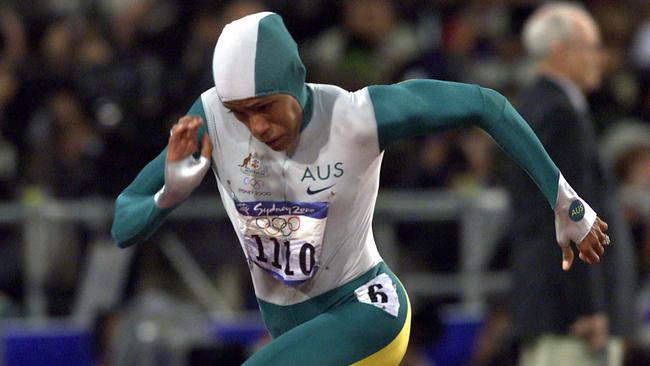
left=235, top=201, right=328, bottom=285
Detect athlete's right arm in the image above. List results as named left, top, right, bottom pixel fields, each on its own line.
left=111, top=97, right=211, bottom=248
left=111, top=149, right=172, bottom=248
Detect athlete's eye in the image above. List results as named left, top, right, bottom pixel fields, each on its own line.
left=254, top=104, right=270, bottom=112
left=227, top=109, right=249, bottom=125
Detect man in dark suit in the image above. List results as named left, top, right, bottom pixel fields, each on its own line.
left=506, top=3, right=636, bottom=365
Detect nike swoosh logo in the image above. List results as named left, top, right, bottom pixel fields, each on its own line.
left=306, top=184, right=336, bottom=195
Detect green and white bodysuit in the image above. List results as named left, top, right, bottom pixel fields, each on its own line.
left=112, top=12, right=597, bottom=366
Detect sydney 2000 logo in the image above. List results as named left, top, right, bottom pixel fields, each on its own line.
left=237, top=152, right=270, bottom=197
left=239, top=152, right=268, bottom=177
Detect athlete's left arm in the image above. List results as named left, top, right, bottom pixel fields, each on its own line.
left=368, top=79, right=608, bottom=270
left=369, top=80, right=561, bottom=206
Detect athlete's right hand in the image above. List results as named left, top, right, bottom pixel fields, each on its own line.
left=166, top=116, right=212, bottom=161
left=154, top=116, right=213, bottom=208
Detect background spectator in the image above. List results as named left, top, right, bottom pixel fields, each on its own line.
left=502, top=4, right=636, bottom=365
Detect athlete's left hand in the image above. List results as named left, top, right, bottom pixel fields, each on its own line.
left=561, top=216, right=609, bottom=271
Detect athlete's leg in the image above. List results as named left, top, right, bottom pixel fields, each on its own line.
left=244, top=273, right=411, bottom=366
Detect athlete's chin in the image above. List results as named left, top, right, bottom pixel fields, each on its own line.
left=268, top=144, right=285, bottom=151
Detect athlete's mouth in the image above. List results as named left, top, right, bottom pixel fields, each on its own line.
left=266, top=136, right=283, bottom=149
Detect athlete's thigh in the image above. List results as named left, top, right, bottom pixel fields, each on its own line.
left=244, top=279, right=410, bottom=365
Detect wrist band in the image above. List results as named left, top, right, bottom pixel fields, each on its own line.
left=554, top=174, right=597, bottom=247
left=154, top=155, right=210, bottom=208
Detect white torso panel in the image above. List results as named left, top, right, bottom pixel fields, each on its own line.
left=202, top=84, right=384, bottom=305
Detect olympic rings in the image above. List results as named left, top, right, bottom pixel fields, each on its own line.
left=254, top=216, right=301, bottom=236
left=243, top=177, right=263, bottom=189
left=255, top=217, right=270, bottom=229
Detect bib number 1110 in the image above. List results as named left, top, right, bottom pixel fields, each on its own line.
left=252, top=235, right=316, bottom=276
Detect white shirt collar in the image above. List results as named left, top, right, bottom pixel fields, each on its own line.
left=542, top=72, right=588, bottom=113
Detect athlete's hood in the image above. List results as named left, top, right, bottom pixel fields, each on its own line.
left=212, top=12, right=309, bottom=110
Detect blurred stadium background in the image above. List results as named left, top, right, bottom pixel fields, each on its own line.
left=0, top=0, right=650, bottom=365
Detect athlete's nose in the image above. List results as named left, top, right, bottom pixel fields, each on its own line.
left=248, top=114, right=270, bottom=139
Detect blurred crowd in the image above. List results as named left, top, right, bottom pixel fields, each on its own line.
left=2, top=0, right=650, bottom=364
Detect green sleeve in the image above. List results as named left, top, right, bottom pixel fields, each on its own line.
left=189, top=96, right=208, bottom=147
left=368, top=79, right=559, bottom=209
left=111, top=96, right=208, bottom=248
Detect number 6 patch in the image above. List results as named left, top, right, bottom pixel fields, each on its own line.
left=354, top=273, right=400, bottom=317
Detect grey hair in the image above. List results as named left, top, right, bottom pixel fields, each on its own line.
left=522, top=2, right=591, bottom=60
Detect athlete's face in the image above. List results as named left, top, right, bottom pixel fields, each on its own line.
left=223, top=94, right=302, bottom=151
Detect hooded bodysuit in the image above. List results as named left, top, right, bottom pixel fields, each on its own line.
left=112, top=12, right=598, bottom=365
